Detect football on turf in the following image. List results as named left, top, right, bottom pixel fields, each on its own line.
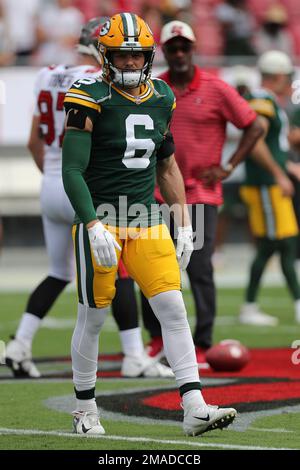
left=205, top=340, right=250, bottom=372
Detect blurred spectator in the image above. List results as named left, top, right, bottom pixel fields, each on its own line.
left=254, top=4, right=295, bottom=57
left=68, top=1, right=137, bottom=23
left=35, top=0, right=84, bottom=65
left=73, top=0, right=99, bottom=20
left=215, top=66, right=254, bottom=259
left=161, top=0, right=192, bottom=21
left=141, top=4, right=163, bottom=43
left=0, top=0, right=15, bottom=66
left=289, top=109, right=300, bottom=155
left=96, top=0, right=125, bottom=17
left=288, top=106, right=300, bottom=259
left=215, top=0, right=256, bottom=57
left=2, top=0, right=40, bottom=65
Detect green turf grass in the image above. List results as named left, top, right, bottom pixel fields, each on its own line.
left=0, top=287, right=299, bottom=450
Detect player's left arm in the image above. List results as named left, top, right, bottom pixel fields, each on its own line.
left=156, top=155, right=193, bottom=270
left=200, top=116, right=263, bottom=186
left=27, top=115, right=45, bottom=173
left=225, top=116, right=264, bottom=169
left=288, top=109, right=300, bottom=152
left=157, top=154, right=190, bottom=226
left=250, top=116, right=294, bottom=196
left=200, top=82, right=264, bottom=185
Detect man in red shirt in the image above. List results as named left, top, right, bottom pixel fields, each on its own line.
left=141, top=20, right=263, bottom=364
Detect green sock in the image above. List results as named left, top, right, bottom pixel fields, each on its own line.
left=246, top=238, right=276, bottom=303
left=279, top=237, right=300, bottom=300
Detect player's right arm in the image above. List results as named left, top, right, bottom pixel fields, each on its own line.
left=62, top=81, right=99, bottom=227
left=27, top=115, right=44, bottom=173
left=62, top=81, right=120, bottom=266
left=250, top=116, right=294, bottom=197
left=28, top=67, right=48, bottom=172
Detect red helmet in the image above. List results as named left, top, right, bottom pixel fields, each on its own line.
left=77, top=17, right=108, bottom=64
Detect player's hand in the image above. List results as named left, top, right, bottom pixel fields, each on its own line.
left=176, top=225, right=194, bottom=270
left=199, top=165, right=229, bottom=187
left=287, top=161, right=300, bottom=182
left=88, top=221, right=121, bottom=267
left=276, top=173, right=294, bottom=197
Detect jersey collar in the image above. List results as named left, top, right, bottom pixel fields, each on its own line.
left=104, top=78, right=154, bottom=104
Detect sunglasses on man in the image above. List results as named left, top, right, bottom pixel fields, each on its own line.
left=164, top=43, right=193, bottom=54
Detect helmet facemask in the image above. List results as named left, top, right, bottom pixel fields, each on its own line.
left=102, top=49, right=155, bottom=89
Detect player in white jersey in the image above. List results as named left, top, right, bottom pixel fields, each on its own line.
left=5, top=18, right=103, bottom=378
left=5, top=18, right=173, bottom=379
left=35, top=64, right=101, bottom=284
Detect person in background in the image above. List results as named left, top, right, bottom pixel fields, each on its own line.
left=138, top=20, right=263, bottom=365
left=214, top=66, right=253, bottom=262
left=239, top=50, right=300, bottom=325
left=215, top=0, right=256, bottom=58
left=288, top=106, right=300, bottom=259
left=0, top=0, right=15, bottom=66
left=35, top=0, right=84, bottom=65
left=2, top=0, right=39, bottom=65
left=255, top=4, right=295, bottom=57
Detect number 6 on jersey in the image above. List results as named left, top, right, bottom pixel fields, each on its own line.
left=122, top=114, right=156, bottom=169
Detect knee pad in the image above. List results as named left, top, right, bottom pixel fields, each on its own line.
left=76, top=303, right=109, bottom=336
left=149, top=290, right=187, bottom=327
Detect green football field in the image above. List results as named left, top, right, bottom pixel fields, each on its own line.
left=0, top=286, right=300, bottom=450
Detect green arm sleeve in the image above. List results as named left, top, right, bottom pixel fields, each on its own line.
left=62, top=129, right=97, bottom=225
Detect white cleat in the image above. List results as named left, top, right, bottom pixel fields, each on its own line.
left=183, top=404, right=237, bottom=437
left=5, top=337, right=41, bottom=378
left=239, top=304, right=278, bottom=326
left=121, top=352, right=174, bottom=378
left=72, top=410, right=105, bottom=435
left=143, top=361, right=174, bottom=378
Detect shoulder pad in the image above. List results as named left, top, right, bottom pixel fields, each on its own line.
left=150, top=78, right=175, bottom=106
left=64, top=77, right=101, bottom=113
left=248, top=93, right=276, bottom=118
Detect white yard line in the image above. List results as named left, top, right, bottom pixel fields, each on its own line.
left=248, top=427, right=293, bottom=433
left=0, top=427, right=292, bottom=450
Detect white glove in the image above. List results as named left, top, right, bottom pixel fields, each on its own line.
left=88, top=221, right=121, bottom=267
left=176, top=225, right=194, bottom=270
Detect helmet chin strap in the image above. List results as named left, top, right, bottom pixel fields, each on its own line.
left=110, top=64, right=148, bottom=89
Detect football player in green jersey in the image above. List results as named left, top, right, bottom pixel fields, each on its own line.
left=62, top=12, right=237, bottom=436
left=239, top=50, right=300, bottom=326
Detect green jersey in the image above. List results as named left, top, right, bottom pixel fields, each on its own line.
left=290, top=106, right=300, bottom=128
left=63, top=76, right=175, bottom=226
left=244, top=89, right=289, bottom=186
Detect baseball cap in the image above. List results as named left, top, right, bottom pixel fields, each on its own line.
left=160, top=21, right=196, bottom=45
left=257, top=50, right=293, bottom=74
